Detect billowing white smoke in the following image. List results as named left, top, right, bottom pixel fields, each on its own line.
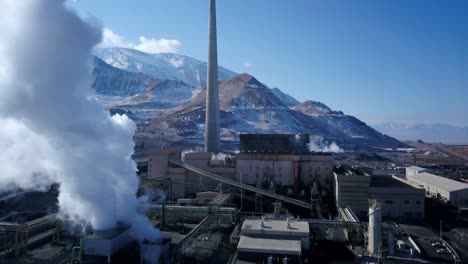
left=0, top=0, right=159, bottom=241
left=308, top=138, right=344, bottom=153
left=181, top=147, right=203, bottom=161
left=211, top=152, right=232, bottom=161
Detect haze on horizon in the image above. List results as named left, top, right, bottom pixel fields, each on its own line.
left=72, top=1, right=467, bottom=131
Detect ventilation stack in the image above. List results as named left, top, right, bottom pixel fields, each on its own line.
left=204, top=0, right=220, bottom=153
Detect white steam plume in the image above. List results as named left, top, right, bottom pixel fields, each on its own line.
left=0, top=0, right=159, bottom=240
left=211, top=152, right=232, bottom=161
left=308, top=138, right=344, bottom=153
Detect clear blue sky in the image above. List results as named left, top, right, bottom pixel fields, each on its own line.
left=71, top=0, right=468, bottom=126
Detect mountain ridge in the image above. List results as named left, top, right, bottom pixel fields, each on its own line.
left=93, top=47, right=237, bottom=88
left=91, top=47, right=406, bottom=151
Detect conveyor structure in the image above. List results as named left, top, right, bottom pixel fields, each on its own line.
left=0, top=213, right=57, bottom=257
left=168, top=159, right=313, bottom=209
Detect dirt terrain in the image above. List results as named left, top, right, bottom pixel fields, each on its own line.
left=404, top=140, right=468, bottom=166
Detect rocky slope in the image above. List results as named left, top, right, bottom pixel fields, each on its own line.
left=94, top=47, right=237, bottom=88
left=91, top=48, right=406, bottom=151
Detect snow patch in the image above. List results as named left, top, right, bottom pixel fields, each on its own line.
left=168, top=57, right=184, bottom=68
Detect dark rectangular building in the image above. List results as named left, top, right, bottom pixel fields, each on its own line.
left=239, top=134, right=310, bottom=154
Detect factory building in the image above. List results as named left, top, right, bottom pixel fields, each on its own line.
left=147, top=149, right=236, bottom=199
left=236, top=218, right=310, bottom=263
left=405, top=166, right=468, bottom=205
left=356, top=166, right=405, bottom=178
left=334, top=167, right=371, bottom=217
left=236, top=153, right=334, bottom=196
left=406, top=166, right=431, bottom=177
left=369, top=176, right=425, bottom=219
left=147, top=134, right=335, bottom=201
left=183, top=152, right=237, bottom=195
left=335, top=166, right=425, bottom=219
left=237, top=135, right=334, bottom=195
left=83, top=227, right=133, bottom=263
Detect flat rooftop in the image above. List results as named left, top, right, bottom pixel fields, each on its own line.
left=408, top=172, right=468, bottom=192
left=237, top=236, right=302, bottom=255
left=87, top=227, right=130, bottom=239
left=370, top=176, right=415, bottom=189
left=241, top=219, right=309, bottom=238
left=334, top=165, right=366, bottom=176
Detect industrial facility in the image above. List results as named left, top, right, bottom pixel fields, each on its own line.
left=334, top=165, right=426, bottom=220
left=405, top=166, right=468, bottom=205
left=1, top=0, right=468, bottom=263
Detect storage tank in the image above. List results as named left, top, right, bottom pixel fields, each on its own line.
left=367, top=199, right=382, bottom=255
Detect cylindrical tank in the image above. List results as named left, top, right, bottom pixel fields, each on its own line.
left=367, top=199, right=382, bottom=255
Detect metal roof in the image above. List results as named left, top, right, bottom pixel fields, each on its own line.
left=370, top=176, right=414, bottom=189
left=241, top=219, right=309, bottom=238
left=408, top=172, right=468, bottom=192
left=237, top=236, right=302, bottom=255
left=406, top=166, right=426, bottom=171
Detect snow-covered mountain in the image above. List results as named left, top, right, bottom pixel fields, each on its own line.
left=93, top=47, right=237, bottom=88
left=128, top=79, right=198, bottom=104
left=372, top=123, right=468, bottom=144
left=92, top=57, right=151, bottom=96
left=294, top=100, right=339, bottom=115
left=188, top=73, right=288, bottom=109
left=270, top=87, right=300, bottom=107
left=90, top=49, right=405, bottom=151
left=137, top=74, right=404, bottom=150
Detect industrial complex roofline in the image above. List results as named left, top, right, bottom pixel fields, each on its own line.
left=168, top=159, right=313, bottom=209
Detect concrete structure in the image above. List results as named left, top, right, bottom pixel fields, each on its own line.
left=406, top=166, right=430, bottom=177
left=237, top=153, right=335, bottom=196
left=367, top=199, right=382, bottom=256
left=405, top=170, right=468, bottom=205
left=334, top=167, right=371, bottom=217
left=171, top=158, right=314, bottom=209
left=149, top=205, right=236, bottom=224
left=236, top=218, right=310, bottom=262
left=140, top=239, right=171, bottom=264
left=147, top=148, right=185, bottom=199
left=369, top=176, right=425, bottom=219
left=204, top=0, right=220, bottom=153
left=184, top=152, right=236, bottom=195
left=372, top=168, right=405, bottom=177
left=239, top=134, right=310, bottom=154
left=237, top=236, right=302, bottom=256
left=335, top=166, right=425, bottom=219
left=83, top=227, right=133, bottom=263
left=240, top=219, right=310, bottom=241
left=147, top=147, right=335, bottom=202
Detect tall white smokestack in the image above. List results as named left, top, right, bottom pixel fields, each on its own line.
left=204, top=0, right=220, bottom=153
